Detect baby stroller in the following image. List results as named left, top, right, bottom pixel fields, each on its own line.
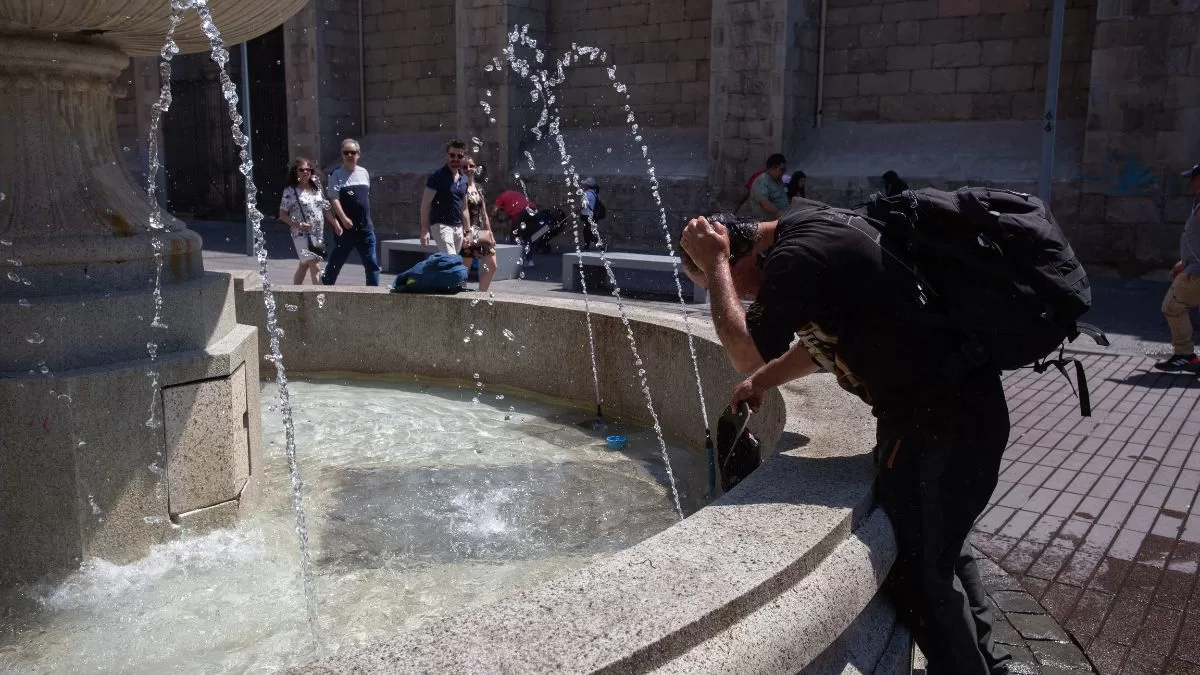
left=511, top=206, right=570, bottom=254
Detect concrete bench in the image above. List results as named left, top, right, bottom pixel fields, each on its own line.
left=380, top=238, right=524, bottom=280
left=562, top=251, right=708, bottom=304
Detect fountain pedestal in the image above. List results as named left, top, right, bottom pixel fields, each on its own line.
left=0, top=1, right=302, bottom=585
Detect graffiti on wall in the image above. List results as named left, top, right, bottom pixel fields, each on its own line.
left=1080, top=152, right=1160, bottom=196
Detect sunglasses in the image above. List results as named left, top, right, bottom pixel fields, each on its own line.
left=342, top=150, right=359, bottom=156
left=297, top=167, right=312, bottom=173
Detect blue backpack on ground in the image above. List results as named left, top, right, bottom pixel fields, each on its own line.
left=391, top=252, right=468, bottom=294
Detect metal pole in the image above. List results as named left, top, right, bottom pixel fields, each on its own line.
left=240, top=41, right=254, bottom=257
left=1038, top=0, right=1067, bottom=203
left=814, top=0, right=828, bottom=128
left=358, top=0, right=366, bottom=135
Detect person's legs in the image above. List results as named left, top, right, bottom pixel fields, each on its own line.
left=433, top=224, right=463, bottom=256
left=320, top=231, right=355, bottom=285
left=582, top=215, right=596, bottom=250
left=307, top=260, right=321, bottom=284
left=1159, top=272, right=1200, bottom=368
left=293, top=263, right=307, bottom=285
left=356, top=229, right=381, bottom=286
left=876, top=376, right=1009, bottom=675
left=479, top=252, right=497, bottom=291
left=940, top=376, right=1012, bottom=673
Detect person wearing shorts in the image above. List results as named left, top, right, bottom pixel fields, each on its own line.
left=420, top=139, right=470, bottom=256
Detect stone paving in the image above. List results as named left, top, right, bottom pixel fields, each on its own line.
left=972, top=352, right=1200, bottom=674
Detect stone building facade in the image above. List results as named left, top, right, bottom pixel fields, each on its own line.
left=122, top=0, right=1200, bottom=270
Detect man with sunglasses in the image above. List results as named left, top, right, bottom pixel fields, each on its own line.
left=322, top=138, right=381, bottom=286
left=680, top=201, right=1012, bottom=675
left=420, top=139, right=471, bottom=256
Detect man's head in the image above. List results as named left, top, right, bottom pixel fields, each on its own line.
left=581, top=176, right=598, bottom=191
left=340, top=138, right=361, bottom=169
left=1184, top=163, right=1200, bottom=195
left=766, top=153, right=787, bottom=181
left=446, top=139, right=467, bottom=171
left=680, top=215, right=766, bottom=298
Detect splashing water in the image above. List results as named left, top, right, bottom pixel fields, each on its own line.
left=316, top=293, right=326, bottom=309
left=144, top=341, right=161, bottom=429
left=593, top=50, right=711, bottom=438
left=183, top=0, right=323, bottom=648
left=496, top=29, right=693, bottom=518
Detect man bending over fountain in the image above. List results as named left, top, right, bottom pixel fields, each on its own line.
left=680, top=202, right=1011, bottom=675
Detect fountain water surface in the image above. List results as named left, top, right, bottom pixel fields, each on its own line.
left=0, top=377, right=700, bottom=673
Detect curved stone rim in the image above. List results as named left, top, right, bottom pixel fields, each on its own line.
left=229, top=276, right=897, bottom=673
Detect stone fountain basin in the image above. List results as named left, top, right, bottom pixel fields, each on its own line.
left=229, top=272, right=905, bottom=673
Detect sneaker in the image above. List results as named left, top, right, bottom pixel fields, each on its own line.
left=1154, top=354, right=1200, bottom=372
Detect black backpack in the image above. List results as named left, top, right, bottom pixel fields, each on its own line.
left=593, top=197, right=607, bottom=220
left=857, top=187, right=1108, bottom=415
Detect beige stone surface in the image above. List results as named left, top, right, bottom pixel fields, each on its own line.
left=0, top=320, right=260, bottom=584
left=229, top=283, right=896, bottom=673
left=164, top=364, right=251, bottom=516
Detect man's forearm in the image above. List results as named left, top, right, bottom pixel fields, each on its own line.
left=752, top=342, right=818, bottom=391
left=330, top=199, right=349, bottom=222
left=707, top=263, right=765, bottom=374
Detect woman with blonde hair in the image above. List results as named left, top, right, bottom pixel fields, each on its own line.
left=278, top=157, right=334, bottom=285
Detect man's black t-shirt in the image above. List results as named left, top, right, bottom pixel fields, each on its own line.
left=746, top=200, right=963, bottom=417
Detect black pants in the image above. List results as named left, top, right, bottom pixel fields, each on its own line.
left=874, top=373, right=1011, bottom=675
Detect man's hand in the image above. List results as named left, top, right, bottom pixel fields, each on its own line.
left=731, top=374, right=768, bottom=412
left=333, top=223, right=344, bottom=236
left=340, top=216, right=354, bottom=231
left=420, top=230, right=430, bottom=247
left=1171, top=260, right=1185, bottom=280
left=681, top=216, right=731, bottom=274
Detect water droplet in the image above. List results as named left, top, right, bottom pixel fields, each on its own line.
left=18, top=298, right=31, bottom=308
left=606, top=147, right=613, bottom=153
left=473, top=373, right=481, bottom=379
left=504, top=414, right=512, bottom=421
left=474, top=329, right=483, bottom=336
left=471, top=299, right=480, bottom=307
left=143, top=516, right=167, bottom=524
left=495, top=394, right=505, bottom=400
left=484, top=64, right=494, bottom=72
left=0, top=238, right=10, bottom=245
left=508, top=405, right=515, bottom=412
left=37, top=361, right=49, bottom=375
left=463, top=337, right=471, bottom=343
left=317, top=293, right=326, bottom=309
left=25, top=333, right=43, bottom=344
left=88, top=494, right=102, bottom=515
left=502, top=329, right=515, bottom=341
left=6, top=272, right=19, bottom=283
left=285, top=304, right=299, bottom=312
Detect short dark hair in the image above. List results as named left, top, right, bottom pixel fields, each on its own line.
left=766, top=153, right=787, bottom=169
left=447, top=139, right=467, bottom=152
left=679, top=215, right=760, bottom=277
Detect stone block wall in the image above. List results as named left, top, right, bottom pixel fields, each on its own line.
left=784, top=0, right=823, bottom=152
left=363, top=0, right=456, bottom=133
left=285, top=0, right=364, bottom=168
left=820, top=0, right=1097, bottom=123
left=1070, top=0, right=1200, bottom=272
left=547, top=0, right=711, bottom=129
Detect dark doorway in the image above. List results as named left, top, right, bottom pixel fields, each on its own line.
left=163, top=26, right=288, bottom=221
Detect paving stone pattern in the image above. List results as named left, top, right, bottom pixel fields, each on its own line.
left=973, top=352, right=1200, bottom=674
